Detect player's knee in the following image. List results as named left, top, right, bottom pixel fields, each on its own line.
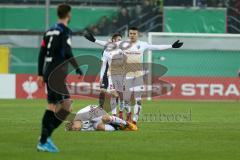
left=60, top=99, right=73, bottom=111
left=96, top=123, right=105, bottom=131
left=47, top=104, right=56, bottom=112
left=110, top=90, right=119, bottom=98
left=100, top=88, right=106, bottom=93
left=54, top=99, right=72, bottom=120
left=101, top=115, right=110, bottom=123
left=119, top=93, right=123, bottom=101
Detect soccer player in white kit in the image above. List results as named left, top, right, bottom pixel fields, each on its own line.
left=99, top=33, right=125, bottom=117
left=84, top=27, right=183, bottom=125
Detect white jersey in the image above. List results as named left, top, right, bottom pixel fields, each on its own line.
left=96, top=40, right=172, bottom=78
left=102, top=48, right=125, bottom=76
left=124, top=40, right=172, bottom=77
left=75, top=105, right=106, bottom=131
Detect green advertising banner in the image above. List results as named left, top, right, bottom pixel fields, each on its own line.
left=0, top=7, right=117, bottom=30
left=164, top=7, right=226, bottom=33
left=10, top=48, right=239, bottom=77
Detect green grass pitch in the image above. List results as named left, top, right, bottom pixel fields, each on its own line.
left=0, top=99, right=240, bottom=160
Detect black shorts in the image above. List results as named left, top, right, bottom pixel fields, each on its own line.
left=46, top=82, right=70, bottom=104
left=100, top=74, right=108, bottom=89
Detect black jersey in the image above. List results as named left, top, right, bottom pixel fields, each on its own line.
left=38, top=23, right=77, bottom=81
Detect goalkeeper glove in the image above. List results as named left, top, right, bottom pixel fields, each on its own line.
left=76, top=68, right=83, bottom=75
left=172, top=40, right=183, bottom=48
left=84, top=32, right=96, bottom=42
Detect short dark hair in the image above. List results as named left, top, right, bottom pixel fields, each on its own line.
left=57, top=4, right=71, bottom=19
left=111, top=33, right=122, bottom=40
left=128, top=26, right=139, bottom=31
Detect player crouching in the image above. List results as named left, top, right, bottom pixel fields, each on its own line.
left=65, top=105, right=137, bottom=131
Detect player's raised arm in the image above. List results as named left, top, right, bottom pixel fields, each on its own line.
left=99, top=52, right=108, bottom=82
left=145, top=40, right=183, bottom=51
left=84, top=32, right=108, bottom=47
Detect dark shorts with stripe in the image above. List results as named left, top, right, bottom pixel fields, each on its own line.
left=46, top=82, right=70, bottom=104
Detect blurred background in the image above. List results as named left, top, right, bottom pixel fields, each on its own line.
left=1, top=0, right=240, bottom=34
left=0, top=0, right=239, bottom=100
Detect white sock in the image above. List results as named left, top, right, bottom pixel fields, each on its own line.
left=133, top=104, right=141, bottom=122
left=109, top=115, right=127, bottom=126
left=110, top=97, right=117, bottom=115
left=119, top=100, right=124, bottom=112
left=124, top=101, right=131, bottom=113
left=104, top=124, right=115, bottom=131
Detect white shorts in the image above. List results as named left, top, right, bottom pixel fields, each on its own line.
left=92, top=116, right=103, bottom=130
left=108, top=75, right=125, bottom=92
left=123, top=76, right=145, bottom=101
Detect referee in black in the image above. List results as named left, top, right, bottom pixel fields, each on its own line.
left=37, top=4, right=82, bottom=152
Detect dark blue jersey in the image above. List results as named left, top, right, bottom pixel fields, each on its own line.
left=38, top=23, right=78, bottom=81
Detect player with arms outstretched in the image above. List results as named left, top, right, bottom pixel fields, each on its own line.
left=84, top=27, right=183, bottom=125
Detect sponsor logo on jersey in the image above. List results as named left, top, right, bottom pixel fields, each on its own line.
left=67, top=38, right=72, bottom=46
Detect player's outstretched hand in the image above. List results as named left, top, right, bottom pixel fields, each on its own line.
left=84, top=32, right=96, bottom=42
left=172, top=40, right=183, bottom=48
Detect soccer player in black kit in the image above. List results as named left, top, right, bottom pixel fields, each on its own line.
left=37, top=4, right=82, bottom=152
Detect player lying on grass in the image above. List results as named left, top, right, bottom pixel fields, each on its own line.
left=65, top=104, right=137, bottom=131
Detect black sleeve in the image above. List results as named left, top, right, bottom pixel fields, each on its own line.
left=63, top=32, right=79, bottom=70
left=38, top=36, right=47, bottom=76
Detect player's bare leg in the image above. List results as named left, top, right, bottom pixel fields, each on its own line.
left=67, top=121, right=116, bottom=131
left=102, top=115, right=137, bottom=131
left=102, top=114, right=126, bottom=126
left=96, top=123, right=116, bottom=131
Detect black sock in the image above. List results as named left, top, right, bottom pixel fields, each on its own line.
left=55, top=108, right=70, bottom=120
left=40, top=110, right=55, bottom=144
left=48, top=115, right=63, bottom=137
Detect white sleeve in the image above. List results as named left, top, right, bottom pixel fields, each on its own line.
left=95, top=39, right=108, bottom=47
left=144, top=42, right=172, bottom=51
left=100, top=56, right=108, bottom=81
left=101, top=51, right=108, bottom=61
